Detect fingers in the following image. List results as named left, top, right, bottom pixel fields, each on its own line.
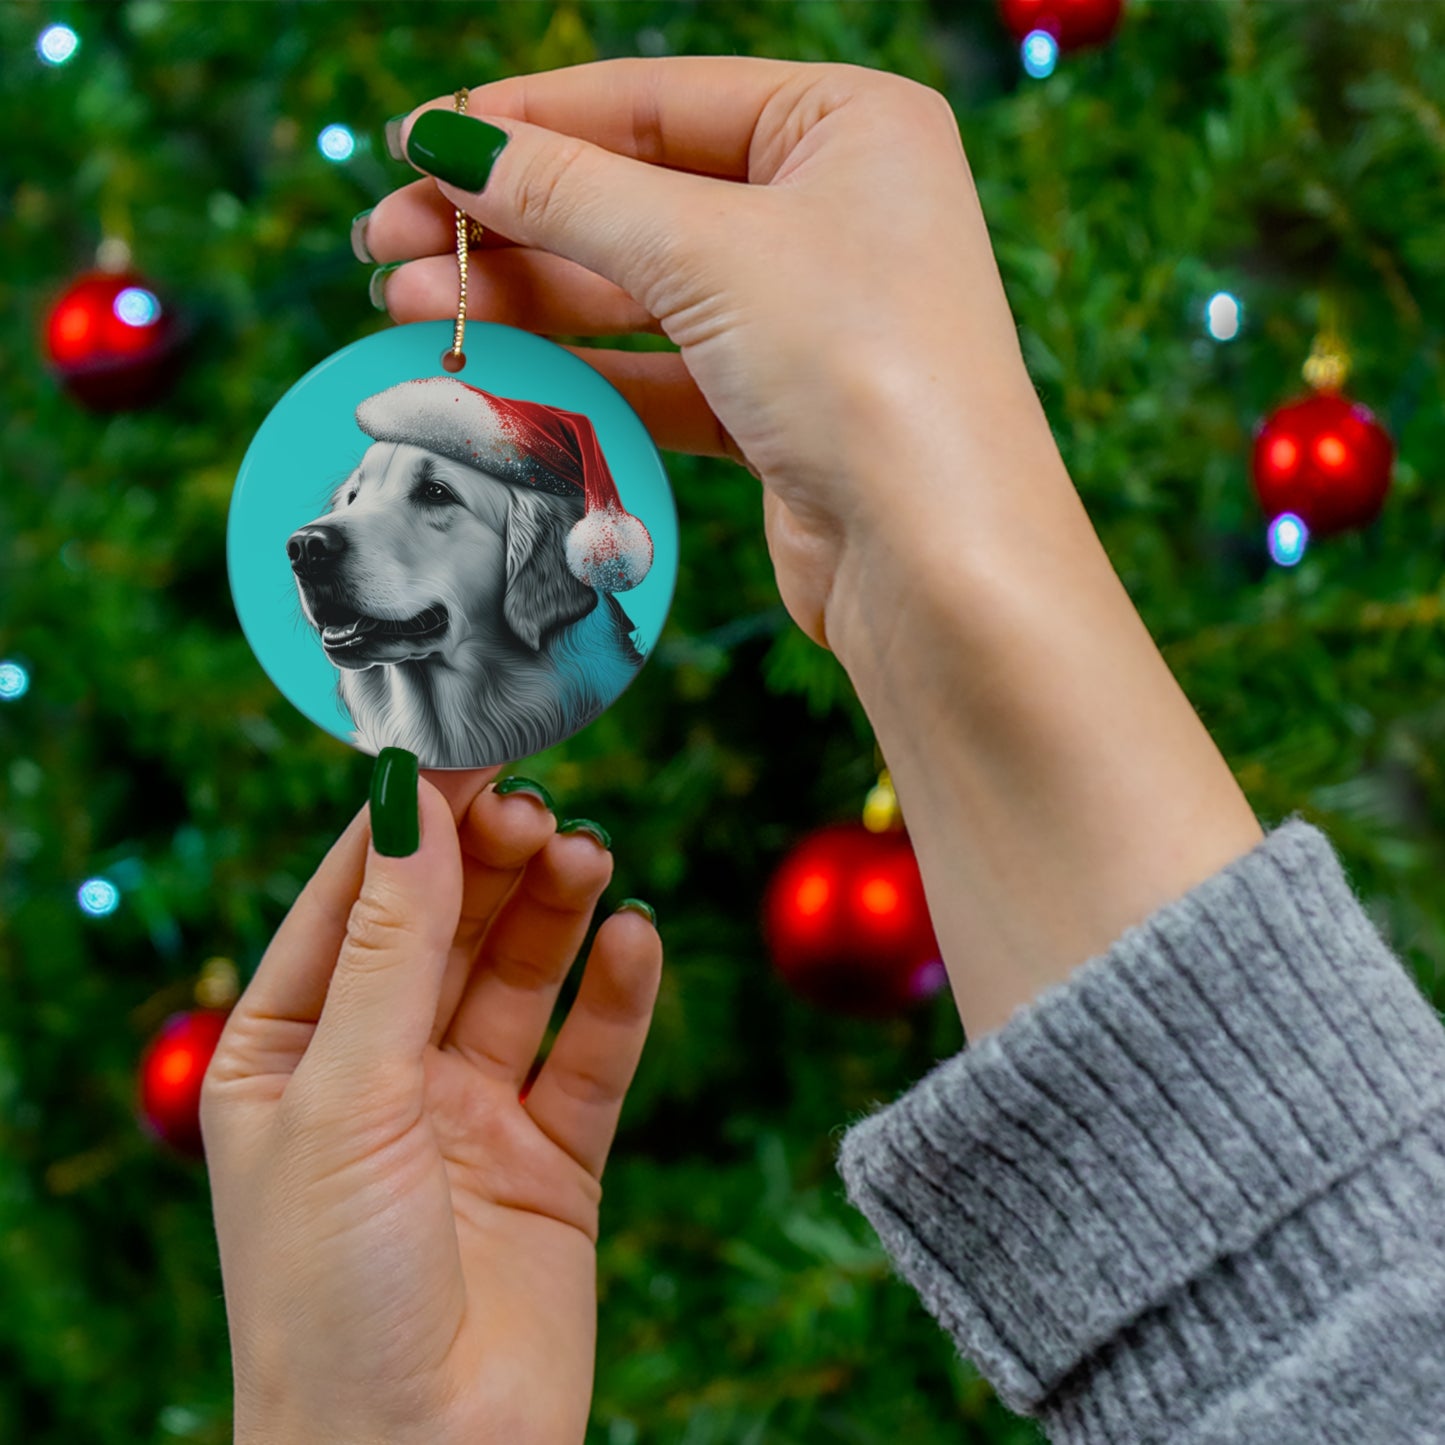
left=557, top=347, right=744, bottom=463
left=419, top=765, right=505, bottom=827
left=439, top=828, right=614, bottom=1086
left=299, top=777, right=464, bottom=1087
left=378, top=247, right=663, bottom=336
left=397, top=107, right=751, bottom=309
left=362, top=177, right=521, bottom=260
left=429, top=783, right=558, bottom=1049
left=422, top=55, right=808, bottom=181
left=523, top=908, right=663, bottom=1182
left=207, top=803, right=372, bottom=1081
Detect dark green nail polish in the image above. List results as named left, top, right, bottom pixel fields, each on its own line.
left=493, top=775, right=556, bottom=813
left=350, top=208, right=375, bottom=264
left=617, top=898, right=656, bottom=926
left=369, top=262, right=403, bottom=311
left=558, top=818, right=611, bottom=851
left=405, top=110, right=510, bottom=192
left=370, top=747, right=419, bottom=857
left=384, top=113, right=408, bottom=162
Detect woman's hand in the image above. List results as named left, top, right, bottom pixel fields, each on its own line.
left=361, top=60, right=1263, bottom=1042
left=202, top=762, right=661, bottom=1445
left=361, top=56, right=1062, bottom=663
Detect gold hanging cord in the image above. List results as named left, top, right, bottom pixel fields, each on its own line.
left=442, top=88, right=486, bottom=373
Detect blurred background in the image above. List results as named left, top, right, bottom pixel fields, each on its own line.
left=2, top=2, right=1444, bottom=1442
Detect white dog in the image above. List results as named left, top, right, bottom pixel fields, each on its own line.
left=287, top=439, right=644, bottom=768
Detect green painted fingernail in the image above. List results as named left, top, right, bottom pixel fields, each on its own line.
left=493, top=775, right=556, bottom=813
left=384, top=113, right=408, bottom=162
left=405, top=110, right=510, bottom=192
left=350, top=208, right=375, bottom=264
left=559, top=818, right=611, bottom=851
left=370, top=748, right=419, bottom=857
left=617, top=898, right=656, bottom=926
left=369, top=262, right=403, bottom=311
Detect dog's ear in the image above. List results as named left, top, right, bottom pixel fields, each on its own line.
left=503, top=488, right=600, bottom=650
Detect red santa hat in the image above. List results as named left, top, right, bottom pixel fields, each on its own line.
left=355, top=376, right=654, bottom=593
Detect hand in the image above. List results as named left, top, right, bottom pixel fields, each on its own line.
left=201, top=766, right=662, bottom=1445
left=359, top=58, right=1260, bottom=1049
left=361, top=56, right=1060, bottom=660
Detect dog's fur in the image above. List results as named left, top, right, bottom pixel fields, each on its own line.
left=288, top=440, right=643, bottom=767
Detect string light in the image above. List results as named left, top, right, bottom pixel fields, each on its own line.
left=114, top=287, right=162, bottom=328
left=1205, top=291, right=1242, bottom=341
left=0, top=661, right=29, bottom=701
left=1022, top=30, right=1060, bottom=78
left=78, top=878, right=121, bottom=917
left=1268, top=512, right=1309, bottom=567
left=37, top=24, right=79, bottom=66
left=318, top=124, right=356, bottom=162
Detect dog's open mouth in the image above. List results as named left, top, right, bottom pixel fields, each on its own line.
left=314, top=599, right=451, bottom=652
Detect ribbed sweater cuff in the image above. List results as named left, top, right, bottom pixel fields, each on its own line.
left=835, top=816, right=1445, bottom=1430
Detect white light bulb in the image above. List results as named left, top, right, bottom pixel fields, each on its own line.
left=318, top=124, right=356, bottom=162
left=38, top=24, right=79, bottom=66
left=1206, top=291, right=1242, bottom=342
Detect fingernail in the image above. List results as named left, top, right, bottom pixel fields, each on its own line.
left=350, top=208, right=375, bottom=264
left=493, top=775, right=556, bottom=813
left=405, top=110, right=510, bottom=192
left=369, top=261, right=403, bottom=311
left=558, top=818, right=611, bottom=851
left=617, top=898, right=656, bottom=926
left=370, top=747, right=419, bottom=857
left=384, top=113, right=408, bottom=162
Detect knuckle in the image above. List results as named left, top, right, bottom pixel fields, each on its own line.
left=552, top=1057, right=620, bottom=1109
left=341, top=893, right=409, bottom=966
left=892, top=74, right=958, bottom=130
left=512, top=135, right=590, bottom=232
left=487, top=940, right=561, bottom=993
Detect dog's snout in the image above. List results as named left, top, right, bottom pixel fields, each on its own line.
left=287, top=524, right=346, bottom=575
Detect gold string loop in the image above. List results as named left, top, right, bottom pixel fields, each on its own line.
left=441, top=87, right=480, bottom=373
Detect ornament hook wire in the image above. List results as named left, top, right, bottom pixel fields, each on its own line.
left=441, top=87, right=484, bottom=374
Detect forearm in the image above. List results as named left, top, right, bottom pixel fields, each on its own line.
left=827, top=393, right=1263, bottom=1041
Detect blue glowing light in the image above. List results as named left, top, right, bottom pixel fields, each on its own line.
left=78, top=877, right=121, bottom=917
left=1268, top=512, right=1309, bottom=567
left=114, top=287, right=161, bottom=328
left=1206, top=291, right=1242, bottom=342
left=1022, top=30, right=1059, bottom=79
left=38, top=24, right=79, bottom=66
left=318, top=124, right=356, bottom=162
left=0, top=661, right=29, bottom=700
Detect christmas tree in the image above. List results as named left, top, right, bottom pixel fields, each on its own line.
left=3, top=3, right=1443, bottom=1441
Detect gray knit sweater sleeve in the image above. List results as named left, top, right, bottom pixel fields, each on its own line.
left=834, top=817, right=1445, bottom=1443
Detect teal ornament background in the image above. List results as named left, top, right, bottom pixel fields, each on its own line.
left=228, top=319, right=678, bottom=763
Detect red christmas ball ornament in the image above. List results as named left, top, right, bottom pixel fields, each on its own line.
left=998, top=0, right=1125, bottom=50
left=763, top=821, right=946, bottom=1018
left=44, top=269, right=184, bottom=410
left=1251, top=392, right=1394, bottom=538
left=137, top=1009, right=230, bottom=1158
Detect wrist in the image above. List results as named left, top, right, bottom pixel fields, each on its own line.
left=825, top=427, right=1262, bottom=1040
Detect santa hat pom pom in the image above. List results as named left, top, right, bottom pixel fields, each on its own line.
left=567, top=504, right=653, bottom=592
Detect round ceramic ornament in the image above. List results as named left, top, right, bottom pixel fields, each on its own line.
left=228, top=317, right=677, bottom=769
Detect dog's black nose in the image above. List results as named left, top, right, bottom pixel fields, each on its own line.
left=287, top=525, right=346, bottom=574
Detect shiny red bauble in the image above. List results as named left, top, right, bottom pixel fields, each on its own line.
left=44, top=269, right=183, bottom=410
left=998, top=0, right=1125, bottom=49
left=763, top=822, right=946, bottom=1018
left=137, top=1009, right=230, bottom=1158
left=1251, top=392, right=1394, bottom=538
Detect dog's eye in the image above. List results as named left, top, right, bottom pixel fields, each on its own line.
left=420, top=481, right=457, bottom=505
left=347, top=490, right=358, bottom=505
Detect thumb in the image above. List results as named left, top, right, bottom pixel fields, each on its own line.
left=397, top=105, right=743, bottom=315
left=303, top=750, right=463, bottom=1089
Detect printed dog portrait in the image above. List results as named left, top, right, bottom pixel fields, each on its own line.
left=285, top=382, right=651, bottom=768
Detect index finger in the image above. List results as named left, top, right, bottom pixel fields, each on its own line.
left=405, top=54, right=809, bottom=181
